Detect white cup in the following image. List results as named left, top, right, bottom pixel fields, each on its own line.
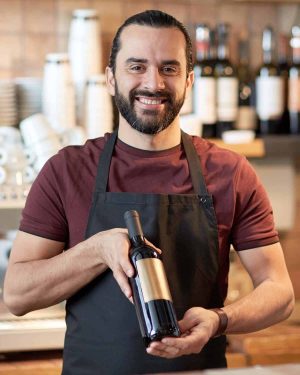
left=23, top=165, right=36, bottom=183
left=61, top=126, right=87, bottom=146
left=31, top=134, right=61, bottom=156
left=0, top=127, right=22, bottom=144
left=42, top=53, right=76, bottom=132
left=24, top=148, right=36, bottom=165
left=0, top=166, right=7, bottom=185
left=34, top=153, right=54, bottom=172
left=85, top=74, right=113, bottom=138
left=0, top=144, right=27, bottom=170
left=68, top=9, right=102, bottom=126
left=20, top=113, right=57, bottom=147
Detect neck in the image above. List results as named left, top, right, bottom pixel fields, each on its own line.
left=118, top=117, right=182, bottom=151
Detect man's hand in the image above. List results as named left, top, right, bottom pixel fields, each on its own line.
left=146, top=307, right=219, bottom=359
left=89, top=228, right=134, bottom=299
left=89, top=228, right=161, bottom=301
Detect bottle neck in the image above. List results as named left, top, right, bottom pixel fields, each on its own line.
left=263, top=50, right=273, bottom=65
left=130, top=235, right=145, bottom=248
left=262, top=27, right=274, bottom=65
left=217, top=44, right=229, bottom=61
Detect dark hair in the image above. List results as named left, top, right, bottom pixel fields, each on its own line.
left=108, top=10, right=193, bottom=75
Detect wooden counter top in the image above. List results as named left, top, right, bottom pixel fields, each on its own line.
left=0, top=322, right=299, bottom=374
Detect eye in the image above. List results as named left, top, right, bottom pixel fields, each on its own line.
left=161, top=65, right=179, bottom=75
left=128, top=64, right=145, bottom=73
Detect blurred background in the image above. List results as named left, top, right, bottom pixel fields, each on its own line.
left=0, top=0, right=300, bottom=373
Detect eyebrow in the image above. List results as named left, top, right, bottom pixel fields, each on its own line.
left=125, top=58, right=181, bottom=66
left=125, top=58, right=148, bottom=64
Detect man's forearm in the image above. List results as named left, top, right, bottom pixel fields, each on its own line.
left=223, top=278, right=294, bottom=334
left=4, top=240, right=107, bottom=316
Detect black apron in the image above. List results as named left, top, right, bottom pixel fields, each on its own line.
left=62, top=131, right=227, bottom=374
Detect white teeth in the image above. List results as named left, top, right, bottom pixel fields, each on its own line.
left=139, top=97, right=162, bottom=105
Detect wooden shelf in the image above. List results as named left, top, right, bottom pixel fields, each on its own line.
left=210, top=138, right=265, bottom=158
left=210, top=135, right=300, bottom=158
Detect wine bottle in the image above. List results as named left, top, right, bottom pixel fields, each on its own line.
left=214, top=23, right=239, bottom=138
left=288, top=26, right=300, bottom=134
left=236, top=37, right=257, bottom=131
left=256, top=26, right=284, bottom=134
left=193, top=24, right=217, bottom=138
left=278, top=34, right=290, bottom=133
left=124, top=210, right=180, bottom=347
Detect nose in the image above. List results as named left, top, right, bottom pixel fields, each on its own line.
left=142, top=67, right=165, bottom=91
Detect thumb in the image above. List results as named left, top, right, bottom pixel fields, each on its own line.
left=178, top=309, right=201, bottom=334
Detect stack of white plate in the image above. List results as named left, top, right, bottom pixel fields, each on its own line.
left=15, top=77, right=42, bottom=122
left=85, top=75, right=113, bottom=138
left=68, top=9, right=102, bottom=126
left=42, top=53, right=76, bottom=133
left=0, top=80, right=18, bottom=127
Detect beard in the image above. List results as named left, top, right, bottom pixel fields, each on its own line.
left=113, top=81, right=186, bottom=135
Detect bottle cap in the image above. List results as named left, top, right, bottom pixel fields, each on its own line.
left=124, top=210, right=144, bottom=239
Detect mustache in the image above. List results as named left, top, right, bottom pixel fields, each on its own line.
left=130, top=89, right=172, bottom=100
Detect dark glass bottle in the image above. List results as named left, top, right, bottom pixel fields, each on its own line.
left=124, top=210, right=180, bottom=347
left=256, top=26, right=284, bottom=135
left=236, top=37, right=257, bottom=131
left=193, top=24, right=217, bottom=138
left=278, top=34, right=290, bottom=133
left=288, top=26, right=300, bottom=134
left=214, top=23, right=239, bottom=138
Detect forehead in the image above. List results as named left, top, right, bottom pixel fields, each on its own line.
left=117, top=25, right=187, bottom=64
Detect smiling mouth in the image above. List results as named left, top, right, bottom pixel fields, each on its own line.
left=136, top=96, right=167, bottom=105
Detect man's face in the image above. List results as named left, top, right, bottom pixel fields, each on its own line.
left=107, top=25, right=193, bottom=135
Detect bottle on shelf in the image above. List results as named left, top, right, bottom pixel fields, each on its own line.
left=288, top=26, right=300, bottom=134
left=193, top=24, right=217, bottom=138
left=214, top=23, right=239, bottom=138
left=236, top=36, right=257, bottom=132
left=278, top=33, right=290, bottom=133
left=256, top=26, right=284, bottom=135
left=124, top=210, right=180, bottom=347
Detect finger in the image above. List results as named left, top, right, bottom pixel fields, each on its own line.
left=178, top=318, right=197, bottom=334
left=113, top=266, right=132, bottom=298
left=144, top=238, right=162, bottom=254
left=161, top=334, right=205, bottom=355
left=146, top=342, right=180, bottom=359
left=119, top=255, right=135, bottom=278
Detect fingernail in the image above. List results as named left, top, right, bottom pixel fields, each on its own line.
left=127, top=269, right=134, bottom=277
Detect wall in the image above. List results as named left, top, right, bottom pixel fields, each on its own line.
left=0, top=0, right=299, bottom=78
left=0, top=0, right=299, bottom=298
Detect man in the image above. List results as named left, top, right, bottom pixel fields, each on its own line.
left=4, top=10, right=294, bottom=374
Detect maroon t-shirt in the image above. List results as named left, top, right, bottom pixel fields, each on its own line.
left=20, top=133, right=279, bottom=299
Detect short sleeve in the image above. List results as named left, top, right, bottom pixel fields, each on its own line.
left=19, top=154, right=68, bottom=243
left=231, top=157, right=279, bottom=251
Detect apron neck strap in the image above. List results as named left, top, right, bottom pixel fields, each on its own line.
left=180, top=130, right=209, bottom=196
left=95, top=130, right=208, bottom=196
left=95, top=131, right=118, bottom=193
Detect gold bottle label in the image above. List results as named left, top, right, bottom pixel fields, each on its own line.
left=136, top=258, right=172, bottom=303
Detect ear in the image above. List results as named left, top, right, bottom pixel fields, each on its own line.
left=186, top=70, right=194, bottom=92
left=105, top=66, right=116, bottom=96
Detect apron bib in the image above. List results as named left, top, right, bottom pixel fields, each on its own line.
left=62, top=131, right=227, bottom=374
